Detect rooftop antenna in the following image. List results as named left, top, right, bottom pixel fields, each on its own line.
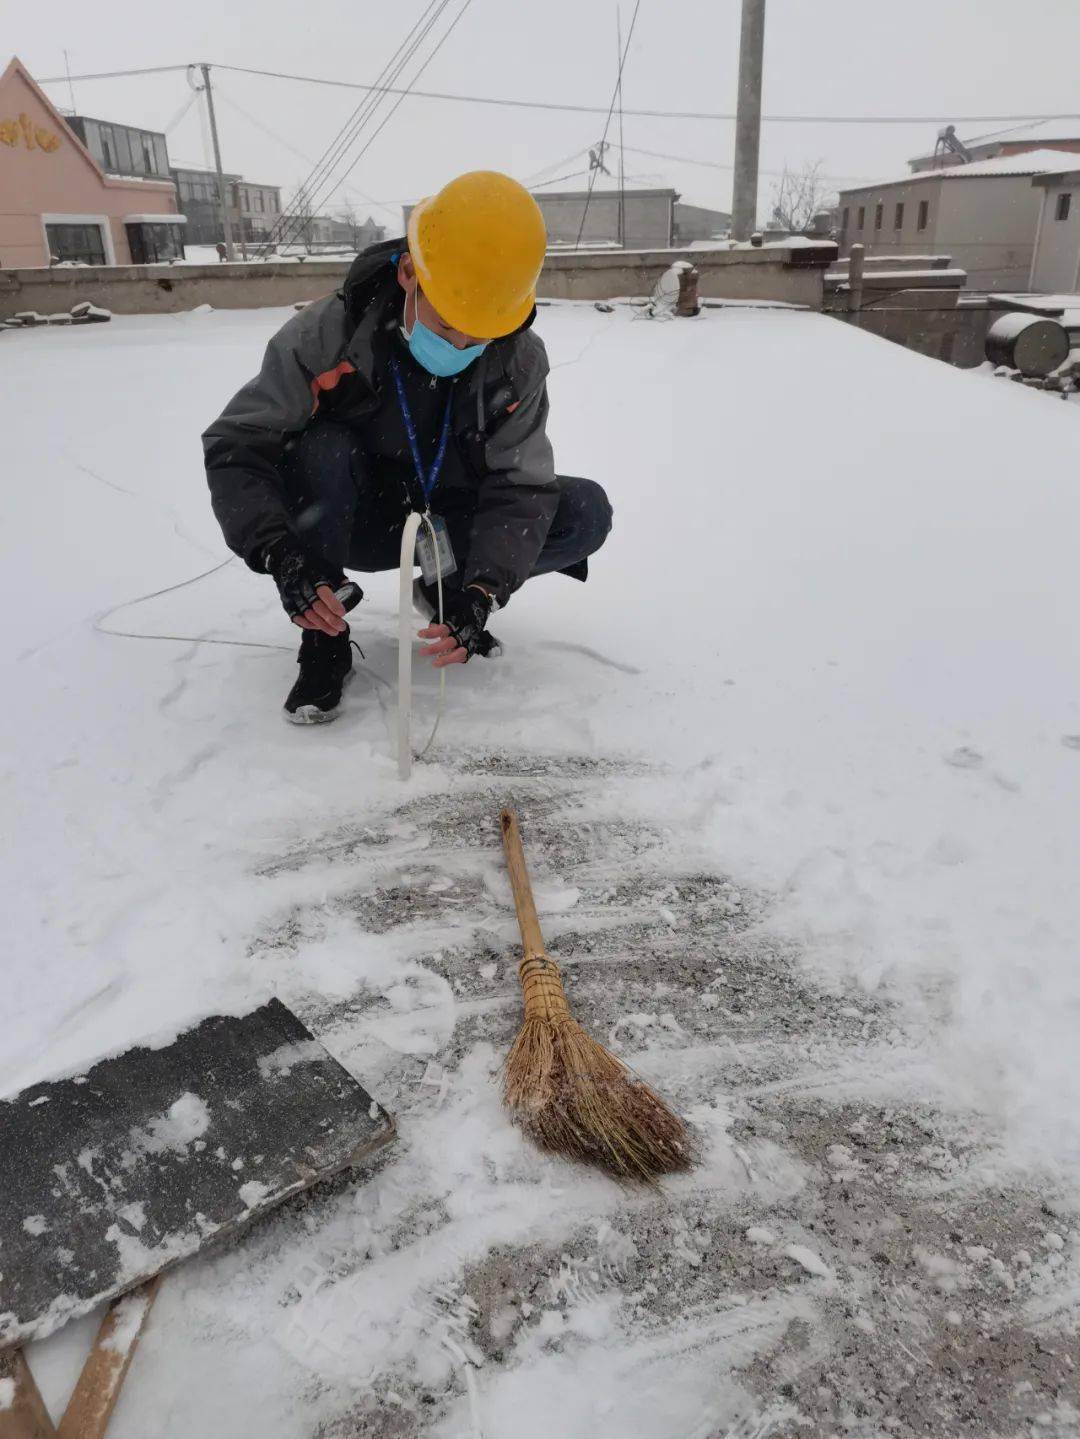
left=63, top=50, right=76, bottom=113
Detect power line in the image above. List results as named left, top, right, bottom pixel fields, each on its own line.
left=531, top=168, right=592, bottom=189
left=576, top=0, right=642, bottom=247
left=37, top=63, right=1080, bottom=129
left=267, top=0, right=460, bottom=253
left=37, top=64, right=194, bottom=83
left=619, top=142, right=875, bottom=184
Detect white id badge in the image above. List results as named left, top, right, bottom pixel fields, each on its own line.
left=415, top=514, right=458, bottom=584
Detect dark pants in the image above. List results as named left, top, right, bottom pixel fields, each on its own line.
left=281, top=421, right=612, bottom=582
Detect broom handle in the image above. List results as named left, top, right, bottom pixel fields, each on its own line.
left=499, top=809, right=547, bottom=959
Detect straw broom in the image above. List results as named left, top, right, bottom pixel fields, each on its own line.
left=499, top=808, right=695, bottom=1182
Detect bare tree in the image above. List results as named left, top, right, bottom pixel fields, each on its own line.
left=769, top=161, right=837, bottom=234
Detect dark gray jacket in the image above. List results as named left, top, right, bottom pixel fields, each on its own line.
left=202, top=238, right=558, bottom=605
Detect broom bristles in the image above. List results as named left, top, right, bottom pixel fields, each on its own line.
left=503, top=1014, right=695, bottom=1183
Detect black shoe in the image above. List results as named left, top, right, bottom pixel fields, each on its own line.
left=284, top=627, right=353, bottom=724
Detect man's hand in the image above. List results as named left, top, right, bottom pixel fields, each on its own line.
left=418, top=585, right=495, bottom=667
left=265, top=537, right=349, bottom=636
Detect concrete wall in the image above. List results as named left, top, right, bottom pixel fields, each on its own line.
left=0, top=260, right=351, bottom=318
left=0, top=245, right=830, bottom=320
left=828, top=294, right=990, bottom=369
left=838, top=174, right=1045, bottom=291
left=538, top=246, right=828, bottom=308
left=1031, top=184, right=1080, bottom=291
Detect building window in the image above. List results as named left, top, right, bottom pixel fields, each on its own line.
left=46, top=222, right=107, bottom=266
left=874, top=203, right=883, bottom=231
left=98, top=125, right=116, bottom=171
left=857, top=206, right=865, bottom=230
left=1056, top=192, right=1072, bottom=221
left=255, top=191, right=264, bottom=212
left=126, top=222, right=185, bottom=264
left=841, top=207, right=849, bottom=232
left=894, top=202, right=904, bottom=230
left=917, top=199, right=929, bottom=231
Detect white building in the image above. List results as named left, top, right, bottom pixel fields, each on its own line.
left=836, top=151, right=1080, bottom=292
left=1029, top=163, right=1080, bottom=293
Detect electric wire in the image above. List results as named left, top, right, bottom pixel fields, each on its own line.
left=576, top=0, right=642, bottom=247
left=33, top=60, right=1080, bottom=128
left=303, top=0, right=476, bottom=231
left=262, top=0, right=455, bottom=253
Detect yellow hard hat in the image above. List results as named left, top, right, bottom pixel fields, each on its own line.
left=407, top=171, right=547, bottom=341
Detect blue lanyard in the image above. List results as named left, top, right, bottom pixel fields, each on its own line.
left=389, top=356, right=454, bottom=505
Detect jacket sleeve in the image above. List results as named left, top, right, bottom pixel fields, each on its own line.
left=463, top=334, right=559, bottom=606
left=202, top=296, right=348, bottom=571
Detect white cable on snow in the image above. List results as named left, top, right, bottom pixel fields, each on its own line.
left=397, top=510, right=445, bottom=780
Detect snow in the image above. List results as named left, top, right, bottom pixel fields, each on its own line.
left=856, top=147, right=1080, bottom=190
left=4, top=300, right=1080, bottom=1433
left=102, top=1288, right=153, bottom=1357
left=0, top=1378, right=13, bottom=1411
left=783, top=1245, right=833, bottom=1280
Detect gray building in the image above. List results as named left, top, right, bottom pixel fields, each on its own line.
left=171, top=167, right=281, bottom=246
left=405, top=188, right=725, bottom=252
left=837, top=151, right=1079, bottom=292
left=534, top=188, right=677, bottom=249
left=1030, top=164, right=1080, bottom=293
left=673, top=201, right=731, bottom=244
left=66, top=114, right=170, bottom=182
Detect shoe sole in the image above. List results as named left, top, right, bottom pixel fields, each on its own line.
left=282, top=667, right=353, bottom=725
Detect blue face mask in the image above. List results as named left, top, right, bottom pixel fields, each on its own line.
left=403, top=287, right=486, bottom=378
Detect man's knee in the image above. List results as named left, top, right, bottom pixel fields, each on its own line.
left=558, top=475, right=613, bottom=556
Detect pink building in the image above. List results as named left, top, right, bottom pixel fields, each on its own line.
left=0, top=56, right=183, bottom=268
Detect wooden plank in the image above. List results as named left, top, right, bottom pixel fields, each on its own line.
left=0, top=1349, right=56, bottom=1439
left=1, top=1000, right=394, bottom=1352
left=55, top=1280, right=160, bottom=1439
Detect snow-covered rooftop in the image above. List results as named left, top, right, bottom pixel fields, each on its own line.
left=4, top=301, right=1080, bottom=1434
left=847, top=147, right=1080, bottom=192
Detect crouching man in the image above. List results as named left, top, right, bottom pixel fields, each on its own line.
left=202, top=170, right=613, bottom=722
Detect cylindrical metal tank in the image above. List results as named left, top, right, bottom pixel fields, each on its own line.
left=985, top=313, right=1069, bottom=377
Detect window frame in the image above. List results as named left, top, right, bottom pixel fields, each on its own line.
left=42, top=213, right=115, bottom=266
left=857, top=205, right=865, bottom=230
left=874, top=202, right=884, bottom=231
left=917, top=199, right=929, bottom=231
left=894, top=201, right=904, bottom=230
left=1055, top=192, right=1072, bottom=222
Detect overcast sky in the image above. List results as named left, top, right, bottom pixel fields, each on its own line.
left=12, top=0, right=1080, bottom=228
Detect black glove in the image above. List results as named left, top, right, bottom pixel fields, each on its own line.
left=264, top=537, right=356, bottom=622
left=436, top=585, right=497, bottom=661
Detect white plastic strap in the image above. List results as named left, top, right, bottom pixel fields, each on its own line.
left=397, top=511, right=445, bottom=781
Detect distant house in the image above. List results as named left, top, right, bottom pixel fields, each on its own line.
left=910, top=122, right=1080, bottom=174
left=0, top=56, right=183, bottom=267
left=405, top=187, right=722, bottom=252
left=533, top=188, right=677, bottom=248
left=1029, top=163, right=1080, bottom=293
left=171, top=167, right=281, bottom=246
left=672, top=201, right=731, bottom=245
left=836, top=150, right=1080, bottom=291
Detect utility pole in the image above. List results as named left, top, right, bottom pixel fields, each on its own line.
left=732, top=0, right=766, bottom=241
left=200, top=63, right=236, bottom=261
